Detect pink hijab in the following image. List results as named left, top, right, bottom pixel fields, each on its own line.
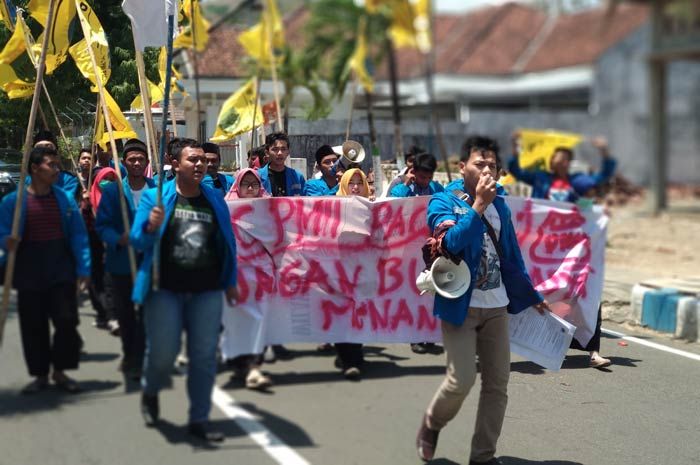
left=90, top=167, right=118, bottom=213
left=225, top=168, right=270, bottom=200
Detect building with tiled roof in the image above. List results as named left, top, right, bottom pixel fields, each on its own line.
left=177, top=2, right=699, bottom=185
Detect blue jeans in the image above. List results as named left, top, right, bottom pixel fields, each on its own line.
left=142, top=290, right=223, bottom=423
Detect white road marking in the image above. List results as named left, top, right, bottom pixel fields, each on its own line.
left=602, top=328, right=700, bottom=362
left=212, top=386, right=312, bottom=465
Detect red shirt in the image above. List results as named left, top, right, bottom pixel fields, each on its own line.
left=23, top=192, right=64, bottom=242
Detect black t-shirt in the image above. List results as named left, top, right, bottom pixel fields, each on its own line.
left=160, top=193, right=224, bottom=293
left=269, top=168, right=287, bottom=197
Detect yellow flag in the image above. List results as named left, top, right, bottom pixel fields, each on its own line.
left=70, top=0, right=110, bottom=87
left=158, top=46, right=187, bottom=97
left=211, top=79, right=263, bottom=142
left=0, top=62, right=34, bottom=99
left=238, top=0, right=284, bottom=66
left=173, top=0, right=210, bottom=51
left=95, top=89, right=138, bottom=148
left=131, top=78, right=164, bottom=109
left=389, top=0, right=431, bottom=52
left=28, top=0, right=77, bottom=74
left=16, top=13, right=40, bottom=66
left=0, top=15, right=25, bottom=65
left=348, top=20, right=373, bottom=93
left=518, top=129, right=583, bottom=171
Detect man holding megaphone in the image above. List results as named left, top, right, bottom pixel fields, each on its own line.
left=416, top=136, right=549, bottom=465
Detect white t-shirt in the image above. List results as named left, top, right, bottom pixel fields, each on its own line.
left=131, top=185, right=146, bottom=209
left=468, top=203, right=510, bottom=309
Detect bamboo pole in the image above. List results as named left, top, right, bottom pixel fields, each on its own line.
left=75, top=1, right=137, bottom=281
left=0, top=0, right=58, bottom=345
left=190, top=0, right=202, bottom=138
left=264, top=0, right=283, bottom=130
left=135, top=51, right=160, bottom=179
left=153, top=13, right=177, bottom=291
left=250, top=75, right=261, bottom=149
left=345, top=73, right=358, bottom=141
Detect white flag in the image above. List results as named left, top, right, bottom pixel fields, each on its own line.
left=122, top=0, right=171, bottom=51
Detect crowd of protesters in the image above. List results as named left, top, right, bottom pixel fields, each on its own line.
left=0, top=128, right=616, bottom=461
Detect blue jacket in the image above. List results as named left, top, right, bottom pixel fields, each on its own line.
left=390, top=180, right=444, bottom=198
left=95, top=177, right=156, bottom=275
left=27, top=171, right=80, bottom=200
left=0, top=185, right=91, bottom=278
left=258, top=165, right=306, bottom=196
left=303, top=178, right=339, bottom=196
left=201, top=173, right=235, bottom=196
left=427, top=191, right=543, bottom=326
left=129, top=181, right=238, bottom=304
left=507, top=156, right=617, bottom=201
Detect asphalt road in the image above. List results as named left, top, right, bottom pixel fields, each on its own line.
left=1, top=298, right=699, bottom=465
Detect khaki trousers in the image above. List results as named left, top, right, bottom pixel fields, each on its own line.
left=426, top=306, right=510, bottom=463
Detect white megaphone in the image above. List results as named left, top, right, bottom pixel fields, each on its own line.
left=415, top=256, right=471, bottom=299
left=331, top=140, right=366, bottom=175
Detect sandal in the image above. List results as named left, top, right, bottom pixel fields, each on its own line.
left=52, top=374, right=82, bottom=393
left=21, top=377, right=49, bottom=395
left=590, top=356, right=612, bottom=369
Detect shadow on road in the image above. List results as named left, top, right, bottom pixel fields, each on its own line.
left=235, top=402, right=315, bottom=448
left=510, top=361, right=546, bottom=375
left=561, top=354, right=642, bottom=370
left=80, top=351, right=120, bottom=363
left=500, top=457, right=583, bottom=465
left=426, top=458, right=460, bottom=465
left=153, top=418, right=252, bottom=450
left=0, top=380, right=121, bottom=417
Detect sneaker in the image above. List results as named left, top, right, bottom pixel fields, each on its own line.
left=245, top=368, right=273, bottom=390
left=188, top=422, right=225, bottom=442
left=92, top=319, right=109, bottom=330
left=343, top=366, right=361, bottom=380
left=140, top=393, right=159, bottom=426
left=411, top=343, right=429, bottom=354
left=416, top=414, right=439, bottom=462
left=469, top=458, right=503, bottom=465
left=107, top=319, right=120, bottom=337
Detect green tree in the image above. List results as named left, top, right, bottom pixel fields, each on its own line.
left=0, top=0, right=159, bottom=148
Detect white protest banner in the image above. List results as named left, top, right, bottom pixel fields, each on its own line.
left=509, top=196, right=608, bottom=347
left=220, top=195, right=608, bottom=365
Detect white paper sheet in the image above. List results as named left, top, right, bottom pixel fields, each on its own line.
left=509, top=307, right=576, bottom=371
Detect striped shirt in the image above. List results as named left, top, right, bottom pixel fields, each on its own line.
left=23, top=192, right=64, bottom=242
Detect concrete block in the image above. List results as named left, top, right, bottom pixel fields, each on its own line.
left=675, top=297, right=698, bottom=342
left=631, top=284, right=654, bottom=324
left=641, top=288, right=678, bottom=332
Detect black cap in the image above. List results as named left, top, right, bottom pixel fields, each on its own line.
left=122, top=138, right=147, bottom=158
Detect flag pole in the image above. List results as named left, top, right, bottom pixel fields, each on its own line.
left=190, top=0, right=202, bottom=138
left=75, top=0, right=137, bottom=281
left=87, top=95, right=101, bottom=203
left=134, top=50, right=160, bottom=178
left=250, top=74, right=261, bottom=149
left=153, top=12, right=176, bottom=291
left=345, top=72, right=358, bottom=141
left=0, top=0, right=57, bottom=346
left=264, top=0, right=283, bottom=130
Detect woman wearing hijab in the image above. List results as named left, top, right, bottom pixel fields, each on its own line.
left=334, top=168, right=370, bottom=380
left=223, top=168, right=273, bottom=390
